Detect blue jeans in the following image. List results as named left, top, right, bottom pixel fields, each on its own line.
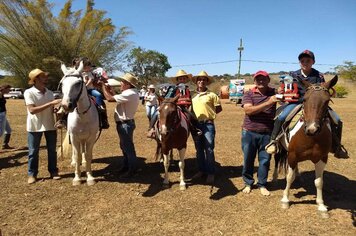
left=27, top=130, right=58, bottom=177
left=0, top=112, right=11, bottom=137
left=145, top=105, right=157, bottom=121
left=276, top=103, right=299, bottom=122
left=241, top=129, right=271, bottom=187
left=116, top=120, right=137, bottom=170
left=88, top=89, right=104, bottom=107
left=192, top=123, right=216, bottom=175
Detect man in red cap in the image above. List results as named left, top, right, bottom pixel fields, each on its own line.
left=241, top=70, right=279, bottom=196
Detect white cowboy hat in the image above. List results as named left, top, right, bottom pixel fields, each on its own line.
left=148, top=84, right=155, bottom=89
left=192, top=70, right=213, bottom=85
left=28, top=69, right=49, bottom=85
left=117, top=73, right=139, bottom=88
left=170, top=69, right=192, bottom=83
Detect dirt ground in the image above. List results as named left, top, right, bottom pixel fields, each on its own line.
left=0, top=88, right=355, bottom=235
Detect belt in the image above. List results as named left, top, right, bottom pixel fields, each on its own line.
left=243, top=128, right=271, bottom=134
left=116, top=119, right=134, bottom=125
left=198, top=119, right=214, bottom=124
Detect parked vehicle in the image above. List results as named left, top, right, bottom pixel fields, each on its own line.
left=229, top=79, right=245, bottom=104
left=3, top=88, right=24, bottom=99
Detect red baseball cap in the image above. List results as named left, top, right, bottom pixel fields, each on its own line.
left=253, top=70, right=270, bottom=79
left=298, top=50, right=315, bottom=61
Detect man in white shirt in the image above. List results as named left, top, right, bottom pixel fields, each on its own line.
left=101, top=73, right=140, bottom=178
left=24, top=69, right=62, bottom=184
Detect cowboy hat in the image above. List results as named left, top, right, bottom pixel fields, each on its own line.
left=118, top=73, right=139, bottom=88
left=170, top=69, right=192, bottom=83
left=28, top=69, right=49, bottom=85
left=192, top=70, right=213, bottom=85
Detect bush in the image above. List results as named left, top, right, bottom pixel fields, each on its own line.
left=334, top=85, right=348, bottom=98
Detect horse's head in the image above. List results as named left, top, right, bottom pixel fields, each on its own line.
left=159, top=95, right=180, bottom=135
left=59, top=62, right=86, bottom=112
left=302, top=75, right=338, bottom=135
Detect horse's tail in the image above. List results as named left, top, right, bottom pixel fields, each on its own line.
left=275, top=149, right=288, bottom=176
left=57, top=131, right=72, bottom=160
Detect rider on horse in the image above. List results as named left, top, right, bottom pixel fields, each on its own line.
left=147, top=69, right=202, bottom=138
left=265, top=50, right=348, bottom=158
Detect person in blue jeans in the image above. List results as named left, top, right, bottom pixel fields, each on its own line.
left=266, top=50, right=348, bottom=158
left=191, top=71, right=222, bottom=184
left=24, top=68, right=62, bottom=184
left=241, top=70, right=279, bottom=196
left=101, top=73, right=140, bottom=178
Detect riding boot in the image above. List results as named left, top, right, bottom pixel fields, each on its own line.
left=99, top=107, right=110, bottom=129
left=265, top=119, right=284, bottom=154
left=2, top=134, right=14, bottom=150
left=331, top=121, right=349, bottom=158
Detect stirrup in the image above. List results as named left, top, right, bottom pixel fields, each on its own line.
left=265, top=141, right=277, bottom=154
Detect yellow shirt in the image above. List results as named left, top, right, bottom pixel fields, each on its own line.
left=192, top=90, right=221, bottom=121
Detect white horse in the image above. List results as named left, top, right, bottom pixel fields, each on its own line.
left=60, top=62, right=99, bottom=186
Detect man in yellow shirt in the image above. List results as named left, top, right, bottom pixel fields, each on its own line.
left=191, top=71, right=222, bottom=184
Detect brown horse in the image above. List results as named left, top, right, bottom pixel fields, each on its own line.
left=279, top=75, right=338, bottom=217
left=156, top=95, right=189, bottom=190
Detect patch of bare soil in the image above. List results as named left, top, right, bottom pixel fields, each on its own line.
left=0, top=95, right=355, bottom=235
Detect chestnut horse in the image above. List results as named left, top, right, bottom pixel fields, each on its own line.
left=278, top=75, right=338, bottom=217
left=157, top=95, right=189, bottom=190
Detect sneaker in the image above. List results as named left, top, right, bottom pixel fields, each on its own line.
left=28, top=176, right=36, bottom=184
left=265, top=141, right=277, bottom=154
left=206, top=174, right=215, bottom=184
left=50, top=172, right=61, bottom=180
left=334, top=146, right=349, bottom=159
left=242, top=185, right=251, bottom=194
left=260, top=187, right=270, bottom=196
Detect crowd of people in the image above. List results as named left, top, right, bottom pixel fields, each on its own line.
left=1, top=50, right=348, bottom=193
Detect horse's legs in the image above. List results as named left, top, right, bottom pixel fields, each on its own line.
left=84, top=140, right=96, bottom=186
left=162, top=153, right=170, bottom=188
left=71, top=139, right=82, bottom=186
left=178, top=148, right=186, bottom=190
left=315, top=160, right=328, bottom=214
left=281, top=165, right=296, bottom=209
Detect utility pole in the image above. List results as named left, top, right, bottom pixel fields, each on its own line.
left=237, top=38, right=244, bottom=79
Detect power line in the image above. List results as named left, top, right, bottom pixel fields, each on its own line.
left=172, top=59, right=338, bottom=67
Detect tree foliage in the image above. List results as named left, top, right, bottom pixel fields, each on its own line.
left=335, top=61, right=356, bottom=82
left=0, top=0, right=132, bottom=89
left=125, top=47, right=171, bottom=86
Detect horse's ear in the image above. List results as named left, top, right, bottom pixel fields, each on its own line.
left=61, top=63, right=68, bottom=74
left=77, top=61, right=84, bottom=73
left=324, top=75, right=338, bottom=89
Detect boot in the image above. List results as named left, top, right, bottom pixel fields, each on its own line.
left=2, top=134, right=14, bottom=149
left=332, top=121, right=349, bottom=159
left=265, top=119, right=283, bottom=154
left=99, top=107, right=110, bottom=129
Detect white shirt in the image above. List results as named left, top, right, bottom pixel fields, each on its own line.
left=113, top=88, right=139, bottom=121
left=144, top=92, right=158, bottom=106
left=24, top=87, right=56, bottom=132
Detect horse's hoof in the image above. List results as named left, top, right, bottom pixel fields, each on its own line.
left=319, top=211, right=330, bottom=219
left=179, top=185, right=186, bottom=191
left=281, top=202, right=290, bottom=209
left=72, top=180, right=81, bottom=186
left=87, top=179, right=96, bottom=186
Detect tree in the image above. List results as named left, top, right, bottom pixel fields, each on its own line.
left=0, top=0, right=132, bottom=89
left=335, top=61, right=356, bottom=82
left=125, top=47, right=171, bottom=86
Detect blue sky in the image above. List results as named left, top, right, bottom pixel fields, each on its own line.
left=49, top=0, right=356, bottom=77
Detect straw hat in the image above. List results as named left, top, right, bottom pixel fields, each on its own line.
left=192, top=70, right=213, bottom=85
left=28, top=69, right=49, bottom=85
left=148, top=84, right=155, bottom=89
left=170, top=70, right=192, bottom=83
left=118, top=73, right=139, bottom=88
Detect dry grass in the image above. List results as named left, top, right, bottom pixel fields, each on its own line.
left=0, top=85, right=355, bottom=235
